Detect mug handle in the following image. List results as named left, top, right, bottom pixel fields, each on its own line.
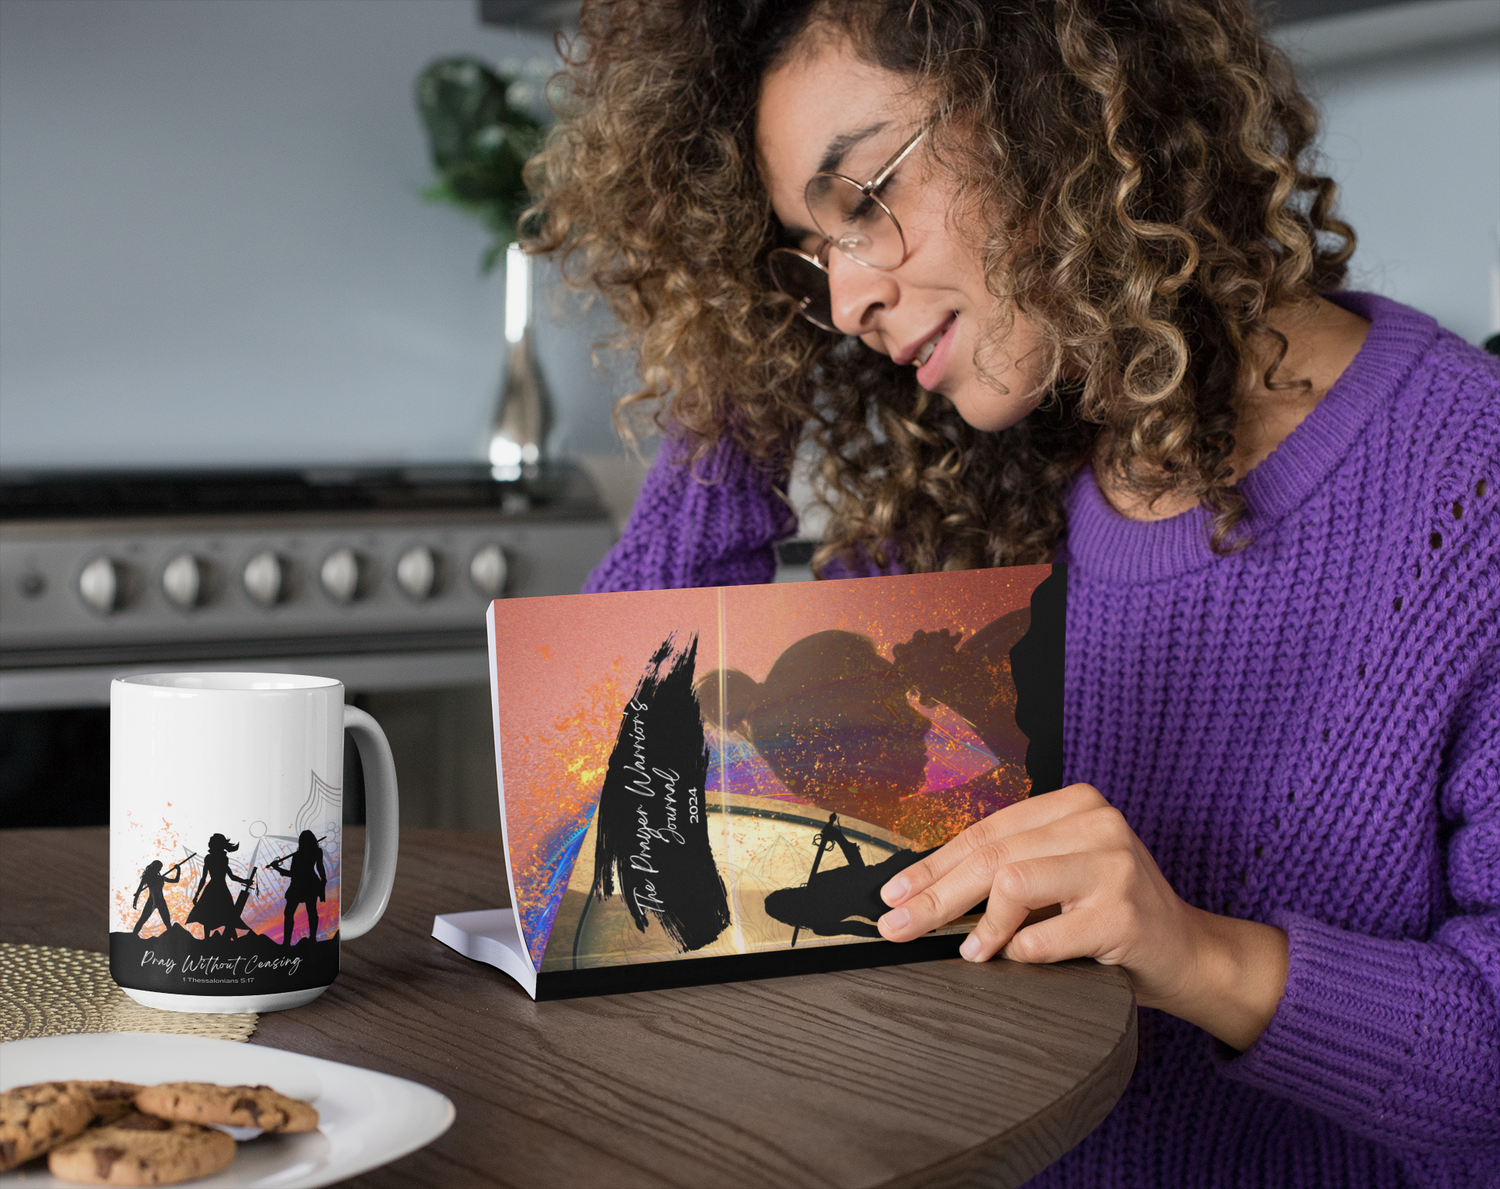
left=341, top=705, right=400, bottom=940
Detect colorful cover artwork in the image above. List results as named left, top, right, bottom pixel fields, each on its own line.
left=488, top=564, right=1064, bottom=997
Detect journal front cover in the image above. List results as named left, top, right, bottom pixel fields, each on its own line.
left=486, top=564, right=1065, bottom=998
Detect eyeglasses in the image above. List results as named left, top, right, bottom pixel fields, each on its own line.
left=768, top=127, right=926, bottom=332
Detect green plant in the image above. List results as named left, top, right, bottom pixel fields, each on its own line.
left=415, top=57, right=543, bottom=273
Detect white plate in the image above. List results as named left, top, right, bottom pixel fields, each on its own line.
left=0, top=1032, right=455, bottom=1188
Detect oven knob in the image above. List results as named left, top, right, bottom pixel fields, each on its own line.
left=161, top=553, right=206, bottom=609
left=320, top=548, right=361, bottom=603
left=469, top=544, right=508, bottom=598
left=243, top=550, right=284, bottom=607
left=78, top=557, right=123, bottom=614
left=395, top=545, right=437, bottom=601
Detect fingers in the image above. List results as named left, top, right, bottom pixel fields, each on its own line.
left=956, top=851, right=1107, bottom=962
left=877, top=816, right=1088, bottom=942
left=881, top=782, right=1107, bottom=908
left=988, top=903, right=1104, bottom=966
left=880, top=798, right=1144, bottom=963
left=877, top=836, right=1004, bottom=941
left=870, top=789, right=1202, bottom=1018
left=880, top=796, right=1121, bottom=941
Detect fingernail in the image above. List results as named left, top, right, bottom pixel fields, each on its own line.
left=883, top=876, right=909, bottom=904
left=960, top=935, right=981, bottom=960
left=882, top=907, right=909, bottom=931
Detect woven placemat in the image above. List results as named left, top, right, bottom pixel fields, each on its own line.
left=0, top=944, right=257, bottom=1043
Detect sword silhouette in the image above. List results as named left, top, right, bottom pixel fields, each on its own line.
left=790, top=814, right=840, bottom=947
left=229, top=828, right=274, bottom=928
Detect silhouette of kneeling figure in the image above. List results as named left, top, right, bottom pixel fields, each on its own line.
left=268, top=830, right=327, bottom=947
left=130, top=859, right=182, bottom=937
left=764, top=819, right=935, bottom=939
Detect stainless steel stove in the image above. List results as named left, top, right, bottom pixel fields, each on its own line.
left=0, top=463, right=614, bottom=709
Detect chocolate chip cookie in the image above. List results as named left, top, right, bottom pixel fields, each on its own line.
left=73, top=1081, right=147, bottom=1125
left=0, top=1081, right=94, bottom=1170
left=132, top=1082, right=317, bottom=1134
left=46, top=1111, right=235, bottom=1186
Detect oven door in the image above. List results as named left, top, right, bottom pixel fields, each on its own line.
left=1, top=483, right=615, bottom=829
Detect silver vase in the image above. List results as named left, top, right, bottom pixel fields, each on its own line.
left=489, top=243, right=552, bottom=478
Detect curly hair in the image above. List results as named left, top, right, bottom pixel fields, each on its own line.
left=525, top=0, right=1354, bottom=572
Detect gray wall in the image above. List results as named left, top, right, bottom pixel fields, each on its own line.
left=0, top=0, right=1495, bottom=479
left=0, top=0, right=630, bottom=472
left=1278, top=6, right=1500, bottom=344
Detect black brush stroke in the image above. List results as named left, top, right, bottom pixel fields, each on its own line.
left=590, top=634, right=730, bottom=952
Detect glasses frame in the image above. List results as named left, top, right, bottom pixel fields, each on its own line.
left=768, top=126, right=928, bottom=332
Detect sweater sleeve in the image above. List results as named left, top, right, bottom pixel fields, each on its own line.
left=582, top=434, right=797, bottom=593
left=1215, top=623, right=1500, bottom=1157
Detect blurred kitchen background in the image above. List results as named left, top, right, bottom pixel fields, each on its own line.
left=2, top=0, right=1496, bottom=832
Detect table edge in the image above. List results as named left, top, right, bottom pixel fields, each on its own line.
left=875, top=975, right=1138, bottom=1189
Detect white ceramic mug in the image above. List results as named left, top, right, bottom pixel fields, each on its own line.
left=109, top=672, right=399, bottom=1014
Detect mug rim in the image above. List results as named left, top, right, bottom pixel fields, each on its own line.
left=115, top=671, right=342, bottom=692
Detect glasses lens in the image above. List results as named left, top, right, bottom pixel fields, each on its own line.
left=805, top=175, right=904, bottom=268
left=768, top=249, right=836, bottom=331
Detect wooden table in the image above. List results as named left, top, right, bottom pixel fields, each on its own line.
left=1, top=828, right=1136, bottom=1189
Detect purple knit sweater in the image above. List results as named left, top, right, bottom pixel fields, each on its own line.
left=582, top=294, right=1500, bottom=1188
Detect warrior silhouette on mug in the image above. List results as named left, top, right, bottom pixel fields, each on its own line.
left=129, top=857, right=186, bottom=937
left=693, top=609, right=1037, bottom=846
left=187, top=833, right=253, bottom=939
left=268, top=830, right=327, bottom=947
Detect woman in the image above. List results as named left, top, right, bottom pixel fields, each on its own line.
left=268, top=830, right=327, bottom=947
left=528, top=1, right=1499, bottom=1185
left=129, top=858, right=181, bottom=938
left=186, top=833, right=252, bottom=940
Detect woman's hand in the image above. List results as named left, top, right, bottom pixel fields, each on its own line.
left=877, top=784, right=1290, bottom=1051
